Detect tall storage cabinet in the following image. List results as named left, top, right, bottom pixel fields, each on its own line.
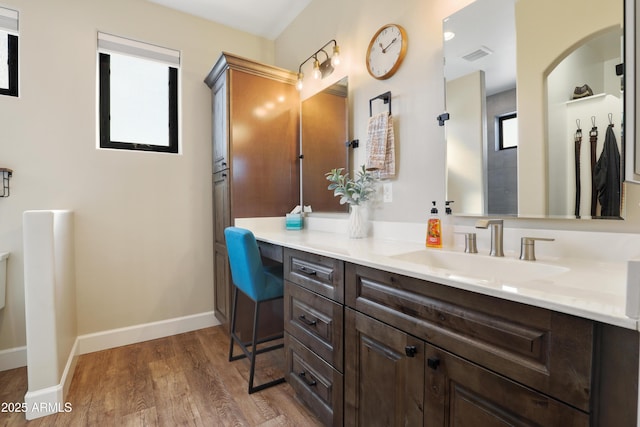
left=205, top=52, right=299, bottom=330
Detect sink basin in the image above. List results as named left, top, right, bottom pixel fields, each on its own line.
left=391, top=250, right=569, bottom=283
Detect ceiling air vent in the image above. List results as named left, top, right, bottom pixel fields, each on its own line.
left=462, top=46, right=493, bottom=62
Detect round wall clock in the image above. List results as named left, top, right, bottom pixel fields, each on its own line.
left=366, top=24, right=408, bottom=80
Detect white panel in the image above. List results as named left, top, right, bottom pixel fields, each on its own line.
left=0, top=6, right=18, bottom=33
left=97, top=32, right=180, bottom=67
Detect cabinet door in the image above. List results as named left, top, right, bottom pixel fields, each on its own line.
left=213, top=171, right=230, bottom=326
left=424, top=343, right=589, bottom=427
left=212, top=71, right=228, bottom=173
left=345, top=308, right=424, bottom=427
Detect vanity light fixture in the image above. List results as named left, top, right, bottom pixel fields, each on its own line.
left=296, top=39, right=341, bottom=91
left=0, top=168, right=13, bottom=197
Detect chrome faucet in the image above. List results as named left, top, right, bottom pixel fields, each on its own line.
left=519, top=237, right=555, bottom=261
left=475, top=219, right=504, bottom=257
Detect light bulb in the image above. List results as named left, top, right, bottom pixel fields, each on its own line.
left=296, top=72, right=304, bottom=91
left=331, top=45, right=341, bottom=67
left=312, top=59, right=322, bottom=79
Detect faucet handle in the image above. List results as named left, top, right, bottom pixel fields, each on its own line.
left=520, top=237, right=555, bottom=261
left=455, top=232, right=478, bottom=253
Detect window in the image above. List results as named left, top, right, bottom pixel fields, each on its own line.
left=98, top=32, right=179, bottom=153
left=0, top=7, right=18, bottom=98
left=497, top=112, right=518, bottom=150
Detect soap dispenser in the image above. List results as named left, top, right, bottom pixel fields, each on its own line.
left=426, top=201, right=442, bottom=248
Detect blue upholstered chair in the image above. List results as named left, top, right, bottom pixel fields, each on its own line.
left=224, top=226, right=285, bottom=394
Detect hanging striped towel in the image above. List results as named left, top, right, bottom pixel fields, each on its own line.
left=366, top=111, right=396, bottom=178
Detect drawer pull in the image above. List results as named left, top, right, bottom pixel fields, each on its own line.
left=298, top=371, right=317, bottom=387
left=405, top=345, right=417, bottom=358
left=427, top=358, right=440, bottom=370
left=298, top=314, right=317, bottom=326
left=298, top=266, right=317, bottom=276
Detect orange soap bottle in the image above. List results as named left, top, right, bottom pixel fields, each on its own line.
left=426, top=201, right=442, bottom=248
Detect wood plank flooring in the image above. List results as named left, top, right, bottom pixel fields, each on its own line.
left=0, top=326, right=323, bottom=427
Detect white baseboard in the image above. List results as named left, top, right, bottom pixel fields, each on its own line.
left=0, top=311, right=219, bottom=373
left=24, top=338, right=78, bottom=420
left=76, top=311, right=219, bottom=355
left=0, top=345, right=27, bottom=371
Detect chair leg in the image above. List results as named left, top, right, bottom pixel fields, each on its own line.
left=228, top=286, right=239, bottom=362
left=247, top=299, right=285, bottom=394
left=228, top=289, right=285, bottom=394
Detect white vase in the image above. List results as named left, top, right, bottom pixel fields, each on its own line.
left=348, top=204, right=369, bottom=238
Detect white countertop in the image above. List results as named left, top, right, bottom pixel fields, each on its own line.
left=237, top=217, right=638, bottom=330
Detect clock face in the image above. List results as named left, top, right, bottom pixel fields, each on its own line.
left=366, top=24, right=408, bottom=80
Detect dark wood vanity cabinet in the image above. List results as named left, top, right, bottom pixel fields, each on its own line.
left=205, top=53, right=299, bottom=331
left=282, top=248, right=638, bottom=426
left=344, top=308, right=425, bottom=427
left=283, top=249, right=345, bottom=426
left=343, top=262, right=638, bottom=427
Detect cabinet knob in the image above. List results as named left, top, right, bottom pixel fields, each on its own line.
left=405, top=345, right=417, bottom=358
left=427, top=358, right=440, bottom=370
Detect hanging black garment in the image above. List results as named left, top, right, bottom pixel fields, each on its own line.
left=589, top=125, right=598, bottom=217
left=574, top=126, right=582, bottom=218
left=594, top=124, right=621, bottom=217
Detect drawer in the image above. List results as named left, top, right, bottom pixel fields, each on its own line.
left=345, top=263, right=594, bottom=412
left=285, top=281, right=344, bottom=372
left=284, top=248, right=344, bottom=303
left=285, top=334, right=344, bottom=427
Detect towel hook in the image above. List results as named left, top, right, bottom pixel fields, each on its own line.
left=591, top=116, right=596, bottom=128
left=608, top=113, right=614, bottom=126
left=576, top=119, right=581, bottom=129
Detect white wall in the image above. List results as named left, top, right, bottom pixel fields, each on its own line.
left=446, top=71, right=485, bottom=215
left=0, top=0, right=274, bottom=353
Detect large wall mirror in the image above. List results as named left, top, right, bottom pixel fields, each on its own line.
left=300, top=77, right=349, bottom=213
left=444, top=0, right=632, bottom=219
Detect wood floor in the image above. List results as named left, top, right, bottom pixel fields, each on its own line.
left=0, top=326, right=323, bottom=427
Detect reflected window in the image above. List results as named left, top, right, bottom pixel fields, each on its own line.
left=497, top=112, right=517, bottom=150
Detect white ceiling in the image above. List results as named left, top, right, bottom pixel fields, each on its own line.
left=147, top=0, right=311, bottom=40
left=443, top=0, right=517, bottom=96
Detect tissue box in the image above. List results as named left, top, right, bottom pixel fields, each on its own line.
left=286, top=213, right=304, bottom=230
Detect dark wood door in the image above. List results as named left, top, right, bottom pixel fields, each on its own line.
left=211, top=70, right=228, bottom=173
left=424, top=343, right=589, bottom=427
left=345, top=308, right=424, bottom=427
left=213, top=170, right=230, bottom=326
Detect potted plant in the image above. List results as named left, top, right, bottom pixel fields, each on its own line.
left=325, top=165, right=376, bottom=238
